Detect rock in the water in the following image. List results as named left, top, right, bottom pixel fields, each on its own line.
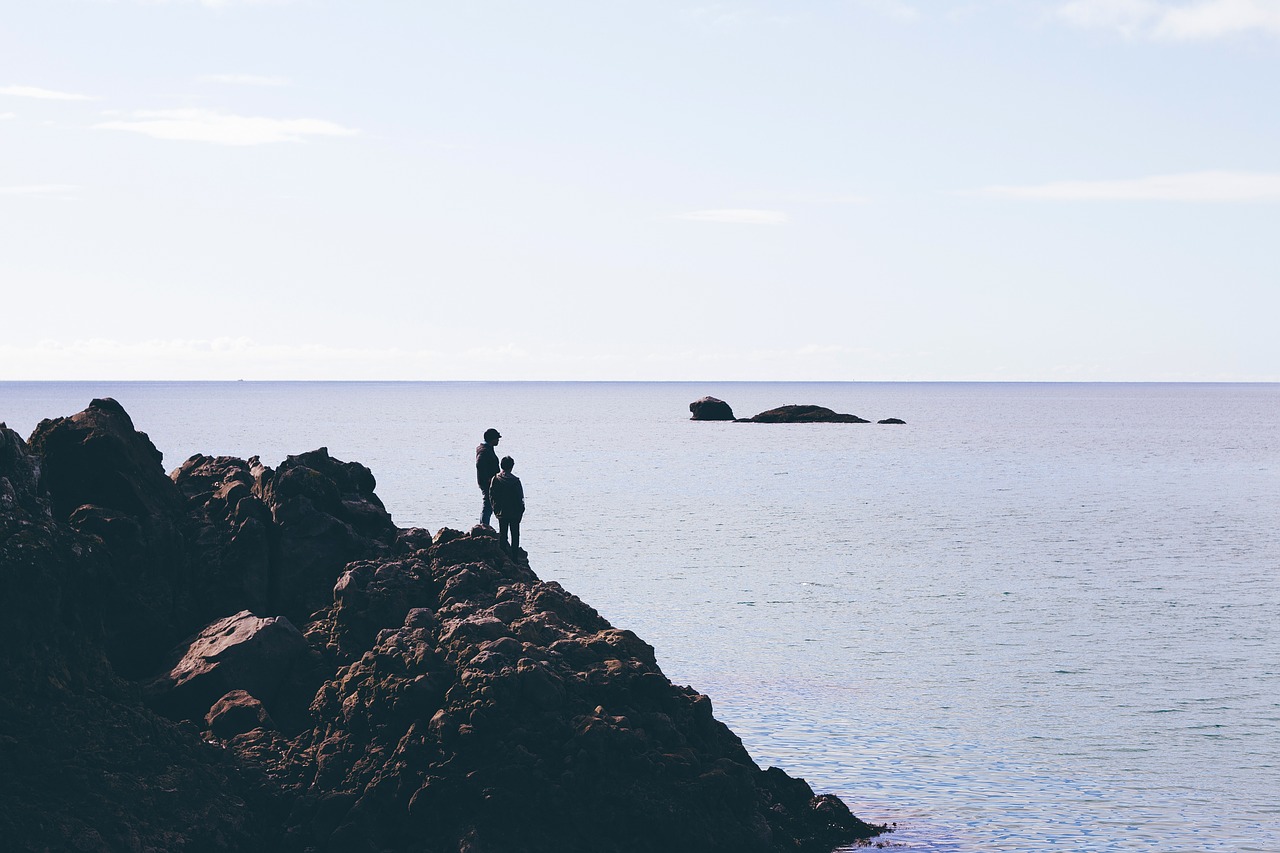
left=878, top=418, right=906, bottom=425
left=689, top=396, right=736, bottom=421
left=744, top=405, right=870, bottom=424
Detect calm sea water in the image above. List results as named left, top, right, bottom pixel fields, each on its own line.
left=3, top=382, right=1278, bottom=852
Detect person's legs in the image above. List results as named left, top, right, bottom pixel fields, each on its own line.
left=509, top=517, right=520, bottom=550
left=498, top=515, right=511, bottom=548
left=481, top=489, right=493, bottom=526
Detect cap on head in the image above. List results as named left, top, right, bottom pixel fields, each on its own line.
left=484, top=428, right=501, bottom=442
left=500, top=455, right=515, bottom=471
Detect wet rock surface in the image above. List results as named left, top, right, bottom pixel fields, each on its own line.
left=1, top=401, right=886, bottom=852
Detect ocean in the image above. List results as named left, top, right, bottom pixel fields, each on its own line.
left=2, top=381, right=1277, bottom=852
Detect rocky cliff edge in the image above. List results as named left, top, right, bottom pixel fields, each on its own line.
left=0, top=399, right=885, bottom=853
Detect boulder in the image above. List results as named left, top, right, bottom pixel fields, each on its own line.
left=878, top=418, right=906, bottom=425
left=146, top=610, right=315, bottom=724
left=206, top=690, right=275, bottom=738
left=743, top=405, right=869, bottom=424
left=689, top=396, right=736, bottom=421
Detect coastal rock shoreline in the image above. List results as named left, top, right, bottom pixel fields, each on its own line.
left=0, top=399, right=886, bottom=852
left=689, top=399, right=905, bottom=425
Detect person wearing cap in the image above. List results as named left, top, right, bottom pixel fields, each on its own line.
left=476, top=428, right=501, bottom=526
left=488, top=455, right=525, bottom=554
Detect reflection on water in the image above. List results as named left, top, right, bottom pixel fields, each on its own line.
left=3, top=381, right=1278, bottom=852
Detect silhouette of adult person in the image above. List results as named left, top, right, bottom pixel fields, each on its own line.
left=488, top=455, right=525, bottom=554
left=476, top=428, right=501, bottom=526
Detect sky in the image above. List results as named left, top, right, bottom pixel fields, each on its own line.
left=2, top=0, right=1278, bottom=381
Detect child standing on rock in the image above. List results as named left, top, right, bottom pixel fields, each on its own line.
left=488, top=455, right=525, bottom=555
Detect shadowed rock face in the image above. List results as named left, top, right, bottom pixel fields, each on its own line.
left=1, top=401, right=886, bottom=853
left=690, top=397, right=736, bottom=421
left=277, top=528, right=881, bottom=852
left=0, top=423, right=274, bottom=852
left=27, top=399, right=193, bottom=677
left=743, top=405, right=870, bottom=424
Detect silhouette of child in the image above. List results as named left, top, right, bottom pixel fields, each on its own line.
left=488, top=455, right=525, bottom=554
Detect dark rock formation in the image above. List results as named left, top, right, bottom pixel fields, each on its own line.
left=171, top=447, right=398, bottom=632
left=146, top=610, right=319, bottom=728
left=27, top=398, right=192, bottom=677
left=878, top=418, right=906, bottom=425
left=1, top=402, right=886, bottom=853
left=0, top=422, right=275, bottom=852
left=690, top=396, right=736, bottom=421
left=206, top=690, right=276, bottom=739
left=742, top=405, right=870, bottom=424
left=172, top=454, right=275, bottom=625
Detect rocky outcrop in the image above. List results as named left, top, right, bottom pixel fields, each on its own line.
left=743, top=405, right=870, bottom=424
left=878, top=418, right=906, bottom=425
left=146, top=610, right=320, bottom=729
left=0, top=422, right=276, bottom=852
left=173, top=448, right=397, bottom=630
left=26, top=398, right=192, bottom=677
left=2, top=401, right=886, bottom=853
left=689, top=397, right=736, bottom=421
left=239, top=526, right=880, bottom=852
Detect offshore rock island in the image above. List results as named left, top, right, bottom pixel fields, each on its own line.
left=0, top=399, right=885, bottom=852
left=689, top=397, right=905, bottom=425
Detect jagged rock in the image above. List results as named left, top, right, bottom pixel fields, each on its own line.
left=0, top=424, right=277, bottom=852
left=3, top=400, right=886, bottom=853
left=742, top=405, right=870, bottom=424
left=206, top=690, right=275, bottom=738
left=305, top=557, right=434, bottom=662
left=878, top=418, right=906, bottom=425
left=396, top=526, right=435, bottom=554
left=255, top=447, right=398, bottom=626
left=172, top=454, right=275, bottom=624
left=26, top=398, right=191, bottom=677
left=147, top=611, right=316, bottom=726
left=277, top=530, right=882, bottom=852
left=689, top=397, right=736, bottom=421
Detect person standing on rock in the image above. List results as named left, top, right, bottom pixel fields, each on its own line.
left=488, top=455, right=525, bottom=554
left=476, top=428, right=501, bottom=526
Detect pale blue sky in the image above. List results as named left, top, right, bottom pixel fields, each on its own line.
left=2, top=0, right=1277, bottom=380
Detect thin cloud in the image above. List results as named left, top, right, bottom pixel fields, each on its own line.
left=0, top=184, right=80, bottom=197
left=148, top=0, right=294, bottom=7
left=1058, top=0, right=1280, bottom=40
left=673, top=208, right=788, bottom=224
left=857, top=0, right=922, bottom=23
left=93, top=108, right=358, bottom=145
left=979, top=171, right=1280, bottom=201
left=199, top=73, right=291, bottom=87
left=0, top=112, right=15, bottom=120
left=0, top=84, right=93, bottom=101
